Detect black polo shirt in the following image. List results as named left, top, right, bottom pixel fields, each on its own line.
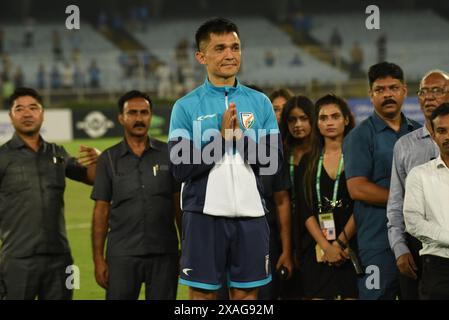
left=0, top=134, right=87, bottom=258
left=91, top=137, right=180, bottom=257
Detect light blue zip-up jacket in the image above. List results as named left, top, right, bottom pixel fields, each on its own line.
left=168, top=78, right=282, bottom=217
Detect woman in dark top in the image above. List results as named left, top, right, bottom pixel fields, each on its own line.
left=279, top=95, right=315, bottom=232
left=280, top=95, right=315, bottom=172
left=279, top=95, right=315, bottom=299
left=295, top=94, right=358, bottom=299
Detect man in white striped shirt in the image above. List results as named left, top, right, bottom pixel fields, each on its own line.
left=404, top=103, right=449, bottom=299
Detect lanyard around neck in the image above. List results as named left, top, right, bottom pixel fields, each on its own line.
left=289, top=154, right=295, bottom=181
left=316, top=150, right=344, bottom=213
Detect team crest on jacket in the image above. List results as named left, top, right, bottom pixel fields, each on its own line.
left=240, top=112, right=255, bottom=129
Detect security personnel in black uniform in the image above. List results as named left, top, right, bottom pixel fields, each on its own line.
left=0, top=87, right=99, bottom=300
left=91, top=90, right=181, bottom=300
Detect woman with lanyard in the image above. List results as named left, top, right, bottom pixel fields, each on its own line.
left=295, top=94, right=358, bottom=300
left=279, top=95, right=314, bottom=299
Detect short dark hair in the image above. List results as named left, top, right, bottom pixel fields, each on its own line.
left=368, top=62, right=404, bottom=88
left=118, top=90, right=153, bottom=113
left=430, top=102, right=449, bottom=130
left=9, top=87, right=43, bottom=109
left=195, top=17, right=239, bottom=51
left=269, top=88, right=293, bottom=103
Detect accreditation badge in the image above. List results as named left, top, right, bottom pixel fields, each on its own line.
left=318, top=212, right=336, bottom=241
left=315, top=244, right=324, bottom=263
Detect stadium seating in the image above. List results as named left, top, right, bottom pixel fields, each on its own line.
left=3, top=12, right=449, bottom=92
left=128, top=17, right=349, bottom=87
left=310, top=10, right=449, bottom=80
left=1, top=22, right=126, bottom=90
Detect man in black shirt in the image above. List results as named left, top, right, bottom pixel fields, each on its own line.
left=0, top=87, right=98, bottom=300
left=91, top=90, right=181, bottom=300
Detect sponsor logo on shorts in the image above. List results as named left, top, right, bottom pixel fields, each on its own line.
left=182, top=268, right=193, bottom=276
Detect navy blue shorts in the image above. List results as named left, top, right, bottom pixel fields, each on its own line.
left=179, top=211, right=272, bottom=291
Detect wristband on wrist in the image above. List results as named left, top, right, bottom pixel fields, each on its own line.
left=336, top=238, right=347, bottom=250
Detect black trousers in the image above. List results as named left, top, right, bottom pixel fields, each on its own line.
left=419, top=255, right=449, bottom=300
left=398, top=233, right=422, bottom=300
left=106, top=253, right=178, bottom=300
left=0, top=253, right=73, bottom=300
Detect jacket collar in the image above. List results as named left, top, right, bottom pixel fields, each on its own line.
left=203, top=77, right=241, bottom=96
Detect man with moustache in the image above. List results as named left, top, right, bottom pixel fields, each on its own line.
left=387, top=70, right=449, bottom=299
left=404, top=103, right=449, bottom=299
left=343, top=62, right=421, bottom=299
left=91, top=90, right=181, bottom=300
left=0, top=87, right=98, bottom=300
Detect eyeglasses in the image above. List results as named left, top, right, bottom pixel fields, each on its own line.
left=417, top=87, right=448, bottom=97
